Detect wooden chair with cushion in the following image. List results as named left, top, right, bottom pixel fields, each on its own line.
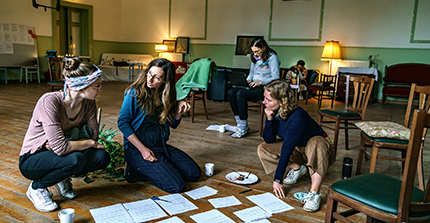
left=306, top=73, right=336, bottom=109
left=325, top=109, right=430, bottom=223
left=355, top=83, right=430, bottom=190
left=319, top=75, right=375, bottom=152
left=47, top=57, right=65, bottom=91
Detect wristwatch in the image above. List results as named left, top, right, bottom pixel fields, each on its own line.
left=273, top=179, right=281, bottom=184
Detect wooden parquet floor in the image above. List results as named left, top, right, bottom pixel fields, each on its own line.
left=0, top=81, right=428, bottom=222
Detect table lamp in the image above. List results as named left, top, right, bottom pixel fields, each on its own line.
left=321, top=40, right=341, bottom=76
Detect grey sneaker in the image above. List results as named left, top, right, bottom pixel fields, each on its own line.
left=302, top=191, right=321, bottom=212
left=231, top=126, right=248, bottom=138
left=55, top=178, right=77, bottom=199
left=26, top=182, right=58, bottom=212
left=283, top=165, right=307, bottom=185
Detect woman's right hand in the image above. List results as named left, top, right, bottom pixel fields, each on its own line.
left=264, top=108, right=276, bottom=121
left=139, top=147, right=158, bottom=162
left=273, top=181, right=285, bottom=198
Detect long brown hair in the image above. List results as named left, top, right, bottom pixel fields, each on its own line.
left=125, top=58, right=177, bottom=123
left=264, top=80, right=298, bottom=119
left=250, top=37, right=277, bottom=64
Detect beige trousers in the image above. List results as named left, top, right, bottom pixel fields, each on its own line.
left=257, top=136, right=335, bottom=178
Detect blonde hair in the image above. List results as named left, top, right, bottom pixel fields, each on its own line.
left=125, top=58, right=177, bottom=123
left=264, top=79, right=298, bottom=119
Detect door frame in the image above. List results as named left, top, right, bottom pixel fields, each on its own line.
left=51, top=0, right=93, bottom=58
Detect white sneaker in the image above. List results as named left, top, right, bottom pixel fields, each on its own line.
left=26, top=182, right=58, bottom=212
left=283, top=165, right=307, bottom=185
left=302, top=191, right=321, bottom=212
left=231, top=127, right=248, bottom=138
left=55, top=178, right=77, bottom=199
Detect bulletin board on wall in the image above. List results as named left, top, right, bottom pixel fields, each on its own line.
left=0, top=22, right=38, bottom=67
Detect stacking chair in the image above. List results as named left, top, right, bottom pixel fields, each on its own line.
left=319, top=75, right=375, bottom=152
left=356, top=83, right=430, bottom=190
left=20, top=58, right=40, bottom=84
left=306, top=74, right=337, bottom=108
left=47, top=57, right=65, bottom=91
left=325, top=109, right=430, bottom=223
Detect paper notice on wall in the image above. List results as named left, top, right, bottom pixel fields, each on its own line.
left=5, top=42, right=13, bottom=54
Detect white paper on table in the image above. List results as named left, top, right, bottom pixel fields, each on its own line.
left=190, top=209, right=235, bottom=223
left=247, top=192, right=295, bottom=214
left=206, top=124, right=236, bottom=132
left=233, top=206, right=272, bottom=222
left=208, top=196, right=242, bottom=208
left=185, top=186, right=218, bottom=200
left=123, top=199, right=168, bottom=222
left=249, top=219, right=271, bottom=223
left=156, top=216, right=185, bottom=223
left=155, top=193, right=198, bottom=215
left=89, top=204, right=135, bottom=223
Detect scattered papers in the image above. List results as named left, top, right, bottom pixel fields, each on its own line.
left=123, top=199, right=168, bottom=222
left=247, top=192, right=294, bottom=214
left=208, top=196, right=242, bottom=208
left=156, top=216, right=185, bottom=223
left=252, top=219, right=271, bottom=223
left=185, top=186, right=218, bottom=200
left=89, top=204, right=135, bottom=223
left=206, top=124, right=236, bottom=132
left=233, top=206, right=272, bottom=222
left=155, top=193, right=198, bottom=215
left=190, top=209, right=235, bottom=223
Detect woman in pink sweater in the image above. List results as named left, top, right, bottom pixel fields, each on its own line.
left=19, top=58, right=110, bottom=212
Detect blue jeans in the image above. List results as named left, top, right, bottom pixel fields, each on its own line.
left=125, top=144, right=201, bottom=193
left=19, top=148, right=110, bottom=189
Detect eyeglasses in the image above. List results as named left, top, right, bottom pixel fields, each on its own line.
left=252, top=48, right=262, bottom=55
left=148, top=72, right=163, bottom=82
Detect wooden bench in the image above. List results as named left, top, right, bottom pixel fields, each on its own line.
left=382, top=63, right=430, bottom=104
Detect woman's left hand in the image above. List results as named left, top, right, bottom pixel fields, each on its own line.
left=249, top=81, right=262, bottom=88
left=178, top=100, right=191, bottom=113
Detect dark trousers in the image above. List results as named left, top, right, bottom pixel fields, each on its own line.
left=125, top=145, right=201, bottom=193
left=228, top=87, right=264, bottom=120
left=19, top=148, right=110, bottom=189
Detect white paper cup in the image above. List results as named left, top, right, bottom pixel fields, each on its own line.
left=219, top=125, right=226, bottom=133
left=205, top=163, right=214, bottom=176
left=58, top=208, right=75, bottom=223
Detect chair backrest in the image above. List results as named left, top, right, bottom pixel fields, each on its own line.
left=48, top=57, right=65, bottom=81
left=345, top=75, right=375, bottom=120
left=403, top=83, right=430, bottom=128
left=320, top=74, right=337, bottom=88
left=398, top=109, right=430, bottom=221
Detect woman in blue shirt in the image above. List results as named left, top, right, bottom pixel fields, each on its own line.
left=118, top=58, right=201, bottom=193
left=228, top=37, right=280, bottom=138
left=258, top=80, right=335, bottom=213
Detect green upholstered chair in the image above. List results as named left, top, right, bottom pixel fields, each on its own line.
left=355, top=83, right=430, bottom=190
left=325, top=109, right=430, bottom=223
left=319, top=75, right=375, bottom=152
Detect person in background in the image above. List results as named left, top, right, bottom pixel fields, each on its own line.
left=286, top=60, right=308, bottom=84
left=19, top=58, right=109, bottom=212
left=228, top=37, right=280, bottom=138
left=257, top=80, right=335, bottom=212
left=118, top=58, right=201, bottom=193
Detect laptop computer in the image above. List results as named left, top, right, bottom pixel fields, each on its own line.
left=227, top=71, right=251, bottom=89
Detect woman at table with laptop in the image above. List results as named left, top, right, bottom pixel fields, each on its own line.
left=257, top=79, right=335, bottom=212
left=228, top=37, right=280, bottom=138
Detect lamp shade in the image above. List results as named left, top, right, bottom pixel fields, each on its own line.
left=321, top=40, right=341, bottom=60
left=155, top=44, right=168, bottom=52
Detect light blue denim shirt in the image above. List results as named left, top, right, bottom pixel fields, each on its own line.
left=247, top=53, right=281, bottom=85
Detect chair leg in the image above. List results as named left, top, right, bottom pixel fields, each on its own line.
left=190, top=92, right=195, bottom=123
left=330, top=91, right=334, bottom=108
left=369, top=145, right=379, bottom=173
left=325, top=195, right=338, bottom=223
left=259, top=103, right=264, bottom=137
left=417, top=146, right=425, bottom=190
left=305, top=90, right=309, bottom=105
left=202, top=91, right=208, bottom=120
left=356, top=135, right=366, bottom=175
left=344, top=120, right=349, bottom=150
left=333, top=119, right=341, bottom=154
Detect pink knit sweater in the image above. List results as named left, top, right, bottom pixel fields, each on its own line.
left=20, top=91, right=98, bottom=156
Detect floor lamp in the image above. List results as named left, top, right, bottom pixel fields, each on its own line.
left=321, top=40, right=341, bottom=76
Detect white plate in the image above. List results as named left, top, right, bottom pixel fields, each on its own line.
left=225, top=172, right=258, bottom=185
